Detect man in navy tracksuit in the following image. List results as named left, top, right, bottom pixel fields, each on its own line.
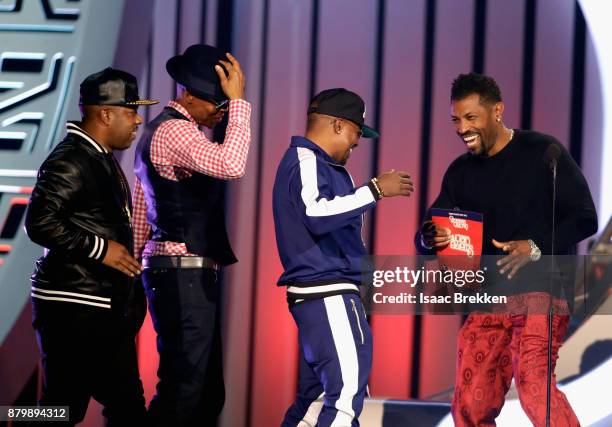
left=273, top=88, right=414, bottom=426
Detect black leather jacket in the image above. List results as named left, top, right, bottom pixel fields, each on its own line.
left=26, top=123, right=143, bottom=324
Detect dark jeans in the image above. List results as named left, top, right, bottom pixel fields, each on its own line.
left=34, top=310, right=146, bottom=427
left=142, top=267, right=224, bottom=427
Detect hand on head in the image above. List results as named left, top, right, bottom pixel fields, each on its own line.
left=215, top=52, right=245, bottom=100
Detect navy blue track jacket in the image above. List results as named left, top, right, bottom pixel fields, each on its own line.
left=273, top=136, right=378, bottom=301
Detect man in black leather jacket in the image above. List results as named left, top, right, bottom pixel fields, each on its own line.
left=25, top=68, right=157, bottom=426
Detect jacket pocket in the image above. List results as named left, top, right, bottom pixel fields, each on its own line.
left=351, top=298, right=365, bottom=345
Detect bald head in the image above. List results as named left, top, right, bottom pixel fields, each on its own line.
left=80, top=104, right=103, bottom=121
left=306, top=112, right=333, bottom=133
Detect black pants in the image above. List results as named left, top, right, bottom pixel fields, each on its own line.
left=142, top=267, right=224, bottom=427
left=34, top=310, right=146, bottom=426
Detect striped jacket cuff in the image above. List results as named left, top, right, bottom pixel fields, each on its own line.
left=88, top=235, right=107, bottom=261
left=367, top=180, right=382, bottom=201
left=31, top=286, right=111, bottom=309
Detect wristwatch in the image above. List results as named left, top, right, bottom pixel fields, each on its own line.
left=527, top=239, right=541, bottom=261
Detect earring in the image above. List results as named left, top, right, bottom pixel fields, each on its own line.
left=496, top=117, right=501, bottom=123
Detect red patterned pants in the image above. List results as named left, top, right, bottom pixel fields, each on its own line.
left=451, top=294, right=580, bottom=427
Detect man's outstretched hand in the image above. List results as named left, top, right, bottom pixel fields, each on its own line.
left=492, top=239, right=531, bottom=279
left=376, top=169, right=414, bottom=197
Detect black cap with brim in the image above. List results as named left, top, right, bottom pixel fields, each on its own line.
left=80, top=67, right=158, bottom=107
left=361, top=125, right=379, bottom=139
left=308, top=88, right=380, bottom=138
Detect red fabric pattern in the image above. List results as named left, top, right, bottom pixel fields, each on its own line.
left=452, top=294, right=580, bottom=427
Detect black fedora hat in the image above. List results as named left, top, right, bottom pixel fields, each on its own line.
left=166, top=44, right=228, bottom=102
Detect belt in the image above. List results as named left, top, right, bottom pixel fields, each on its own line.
left=142, top=256, right=220, bottom=271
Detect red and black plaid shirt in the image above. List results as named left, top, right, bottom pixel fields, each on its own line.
left=133, top=100, right=251, bottom=259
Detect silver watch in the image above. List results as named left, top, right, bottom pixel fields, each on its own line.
left=527, top=239, right=541, bottom=261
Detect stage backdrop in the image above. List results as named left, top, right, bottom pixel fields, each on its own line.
left=112, top=1, right=607, bottom=426
left=1, top=1, right=608, bottom=427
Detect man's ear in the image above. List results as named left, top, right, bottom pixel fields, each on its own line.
left=99, top=107, right=112, bottom=126
left=493, top=101, right=505, bottom=118
left=333, top=118, right=343, bottom=134
left=182, top=90, right=194, bottom=105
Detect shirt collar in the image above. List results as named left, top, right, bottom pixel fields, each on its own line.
left=66, top=122, right=108, bottom=153
left=167, top=101, right=197, bottom=124
left=290, top=136, right=336, bottom=164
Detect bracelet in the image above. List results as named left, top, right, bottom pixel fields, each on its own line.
left=369, top=178, right=383, bottom=200
left=372, top=177, right=384, bottom=197
left=368, top=180, right=382, bottom=200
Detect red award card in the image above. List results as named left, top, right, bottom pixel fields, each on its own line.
left=430, top=208, right=484, bottom=271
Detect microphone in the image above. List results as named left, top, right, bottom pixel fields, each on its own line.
left=543, top=143, right=560, bottom=427
left=544, top=144, right=561, bottom=171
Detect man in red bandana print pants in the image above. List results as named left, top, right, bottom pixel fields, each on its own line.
left=452, top=295, right=580, bottom=427
left=416, top=73, right=597, bottom=426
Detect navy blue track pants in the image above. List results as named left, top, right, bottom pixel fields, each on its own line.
left=282, top=293, right=372, bottom=427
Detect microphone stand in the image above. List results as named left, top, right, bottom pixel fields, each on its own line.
left=546, top=157, right=557, bottom=427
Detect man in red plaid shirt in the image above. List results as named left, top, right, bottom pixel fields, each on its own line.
left=132, top=44, right=250, bottom=426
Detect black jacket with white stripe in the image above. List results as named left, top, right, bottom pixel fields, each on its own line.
left=25, top=122, right=139, bottom=322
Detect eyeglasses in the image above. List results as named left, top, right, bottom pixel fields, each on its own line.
left=202, top=97, right=229, bottom=111
left=340, top=119, right=363, bottom=138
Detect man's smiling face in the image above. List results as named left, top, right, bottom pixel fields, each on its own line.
left=451, top=93, right=500, bottom=157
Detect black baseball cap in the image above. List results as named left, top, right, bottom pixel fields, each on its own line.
left=308, top=88, right=379, bottom=138
left=79, top=67, right=158, bottom=108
